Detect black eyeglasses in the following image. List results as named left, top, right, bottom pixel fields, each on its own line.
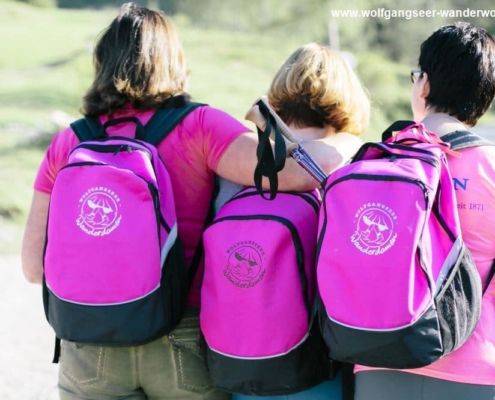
left=410, top=69, right=423, bottom=84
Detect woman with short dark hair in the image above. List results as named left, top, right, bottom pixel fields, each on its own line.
left=354, top=22, right=495, bottom=400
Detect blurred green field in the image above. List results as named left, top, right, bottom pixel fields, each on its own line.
left=0, top=1, right=301, bottom=253
left=1, top=0, right=494, bottom=254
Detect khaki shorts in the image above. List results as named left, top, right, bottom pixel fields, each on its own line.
left=58, top=307, right=229, bottom=400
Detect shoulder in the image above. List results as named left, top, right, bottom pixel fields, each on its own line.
left=448, top=144, right=495, bottom=182
left=43, top=124, right=80, bottom=167
left=177, top=105, right=250, bottom=139
left=186, top=105, right=247, bottom=126
left=50, top=125, right=80, bottom=151
left=322, top=131, right=364, bottom=154
left=449, top=143, right=495, bottom=163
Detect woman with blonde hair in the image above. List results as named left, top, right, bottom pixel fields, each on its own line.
left=214, top=42, right=370, bottom=400
left=267, top=42, right=369, bottom=139
left=216, top=43, right=369, bottom=211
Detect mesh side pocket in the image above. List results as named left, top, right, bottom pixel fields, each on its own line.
left=435, top=245, right=482, bottom=355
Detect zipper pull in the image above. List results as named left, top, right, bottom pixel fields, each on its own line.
left=417, top=180, right=429, bottom=209
left=148, top=183, right=160, bottom=210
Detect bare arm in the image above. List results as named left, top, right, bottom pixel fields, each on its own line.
left=216, top=131, right=361, bottom=192
left=21, top=191, right=50, bottom=284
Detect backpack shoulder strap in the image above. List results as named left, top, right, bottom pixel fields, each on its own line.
left=484, top=260, right=495, bottom=296
left=142, top=101, right=208, bottom=288
left=69, top=116, right=102, bottom=142
left=187, top=179, right=219, bottom=290
left=442, top=130, right=494, bottom=150
left=443, top=130, right=495, bottom=293
left=144, top=102, right=206, bottom=146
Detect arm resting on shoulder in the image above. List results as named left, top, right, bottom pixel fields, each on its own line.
left=216, top=131, right=361, bottom=191
left=21, top=191, right=49, bottom=284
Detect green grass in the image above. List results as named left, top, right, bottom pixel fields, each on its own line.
left=0, top=1, right=305, bottom=253
left=0, top=2, right=297, bottom=127
left=2, top=1, right=494, bottom=254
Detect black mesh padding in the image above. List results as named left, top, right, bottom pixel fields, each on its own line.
left=435, top=245, right=482, bottom=355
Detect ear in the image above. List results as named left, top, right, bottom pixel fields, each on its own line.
left=418, top=72, right=430, bottom=100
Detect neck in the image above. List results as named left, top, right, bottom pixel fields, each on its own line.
left=420, top=113, right=466, bottom=137
left=287, top=124, right=335, bottom=140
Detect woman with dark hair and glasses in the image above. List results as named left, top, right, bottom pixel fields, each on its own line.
left=21, top=3, right=360, bottom=400
left=354, top=22, right=495, bottom=400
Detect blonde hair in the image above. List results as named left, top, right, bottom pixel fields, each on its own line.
left=267, top=43, right=370, bottom=135
left=83, top=2, right=189, bottom=116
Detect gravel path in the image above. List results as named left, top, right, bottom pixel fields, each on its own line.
left=0, top=254, right=59, bottom=400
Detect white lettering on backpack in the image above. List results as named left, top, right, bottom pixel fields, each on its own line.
left=224, top=242, right=265, bottom=288
left=76, top=187, right=122, bottom=236
left=351, top=204, right=397, bottom=255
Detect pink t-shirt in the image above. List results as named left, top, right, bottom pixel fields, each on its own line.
left=356, top=145, right=495, bottom=385
left=34, top=106, right=250, bottom=307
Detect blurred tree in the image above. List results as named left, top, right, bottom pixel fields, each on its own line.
left=55, top=0, right=177, bottom=10
left=158, top=0, right=179, bottom=14
left=57, top=0, right=117, bottom=8
left=16, top=0, right=56, bottom=7
left=450, top=0, right=495, bottom=33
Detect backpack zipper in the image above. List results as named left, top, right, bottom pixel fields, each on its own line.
left=148, top=182, right=170, bottom=232
left=227, top=189, right=320, bottom=214
left=316, top=174, right=430, bottom=264
left=326, top=174, right=430, bottom=210
left=353, top=143, right=439, bottom=168
left=71, top=143, right=151, bottom=159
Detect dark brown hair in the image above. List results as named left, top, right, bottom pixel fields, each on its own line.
left=82, top=2, right=189, bottom=116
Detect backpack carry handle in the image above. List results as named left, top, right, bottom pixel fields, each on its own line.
left=101, top=116, right=145, bottom=140
left=382, top=120, right=443, bottom=145
left=381, top=120, right=417, bottom=142
left=382, top=120, right=459, bottom=157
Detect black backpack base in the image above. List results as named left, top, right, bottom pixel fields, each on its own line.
left=319, top=244, right=481, bottom=369
left=43, top=239, right=188, bottom=347
left=203, top=323, right=331, bottom=396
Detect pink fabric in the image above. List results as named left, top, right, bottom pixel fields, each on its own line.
left=45, top=161, right=161, bottom=303
left=356, top=145, right=495, bottom=385
left=201, top=189, right=320, bottom=357
left=318, top=141, right=455, bottom=331
left=34, top=106, right=250, bottom=307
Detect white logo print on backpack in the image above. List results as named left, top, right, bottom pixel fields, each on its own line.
left=43, top=103, right=202, bottom=357
left=77, top=186, right=122, bottom=236
left=316, top=121, right=484, bottom=369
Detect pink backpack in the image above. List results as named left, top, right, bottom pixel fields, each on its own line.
left=200, top=187, right=330, bottom=395
left=43, top=104, right=202, bottom=355
left=317, top=122, right=483, bottom=369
